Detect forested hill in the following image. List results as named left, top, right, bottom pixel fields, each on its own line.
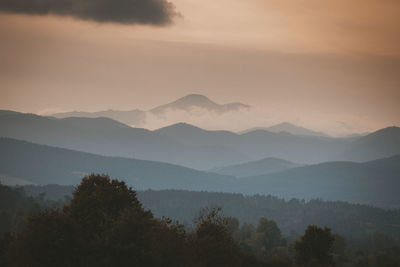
left=0, top=137, right=236, bottom=188
left=3, top=137, right=400, bottom=208
left=22, top=185, right=400, bottom=240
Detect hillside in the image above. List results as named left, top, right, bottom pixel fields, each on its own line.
left=0, top=111, right=248, bottom=169
left=241, top=122, right=329, bottom=137
left=342, top=126, right=400, bottom=162
left=1, top=110, right=400, bottom=168
left=21, top=185, right=400, bottom=239
left=52, top=109, right=146, bottom=126
left=1, top=137, right=400, bottom=208
left=211, top=157, right=302, bottom=177
left=239, top=156, right=400, bottom=208
left=0, top=137, right=236, bottom=190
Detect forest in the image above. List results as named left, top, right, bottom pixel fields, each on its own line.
left=1, top=174, right=400, bottom=267
left=23, top=184, right=400, bottom=240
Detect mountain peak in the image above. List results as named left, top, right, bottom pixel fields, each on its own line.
left=171, top=94, right=216, bottom=107
left=150, top=94, right=249, bottom=115
left=360, top=126, right=400, bottom=140
left=154, top=122, right=206, bottom=135
left=179, top=94, right=212, bottom=102
left=240, top=122, right=328, bottom=137
left=266, top=122, right=328, bottom=137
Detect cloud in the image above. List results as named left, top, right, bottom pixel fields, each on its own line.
left=137, top=104, right=380, bottom=137
left=0, top=0, right=179, bottom=25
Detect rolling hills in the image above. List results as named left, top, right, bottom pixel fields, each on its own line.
left=0, top=137, right=236, bottom=190
left=1, top=137, right=399, bottom=208
left=240, top=122, right=329, bottom=137
left=211, top=157, right=302, bottom=177
left=238, top=156, right=400, bottom=208
left=1, top=110, right=400, bottom=169
left=0, top=111, right=248, bottom=169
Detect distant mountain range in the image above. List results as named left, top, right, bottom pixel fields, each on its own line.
left=240, top=122, right=330, bottom=137
left=51, top=109, right=146, bottom=126
left=150, top=94, right=249, bottom=115
left=0, top=137, right=236, bottom=190
left=154, top=122, right=400, bottom=164
left=1, top=137, right=399, bottom=208
left=211, top=157, right=303, bottom=177
left=0, top=111, right=248, bottom=169
left=239, top=155, right=400, bottom=208
left=52, top=94, right=250, bottom=127
left=1, top=110, right=399, bottom=169
left=340, top=126, right=400, bottom=162
left=52, top=94, right=332, bottom=138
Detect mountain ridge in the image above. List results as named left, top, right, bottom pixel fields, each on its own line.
left=211, top=157, right=303, bottom=177
left=0, top=137, right=237, bottom=189
left=1, top=110, right=399, bottom=168
left=1, top=137, right=399, bottom=208
left=150, top=94, right=250, bottom=115
left=52, top=94, right=250, bottom=127
left=240, top=122, right=329, bottom=137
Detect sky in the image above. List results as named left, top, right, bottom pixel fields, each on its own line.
left=0, top=0, right=399, bottom=135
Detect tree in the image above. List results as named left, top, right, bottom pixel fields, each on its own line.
left=65, top=174, right=146, bottom=239
left=192, top=207, right=247, bottom=267
left=256, top=218, right=282, bottom=256
left=6, top=174, right=192, bottom=267
left=226, top=216, right=240, bottom=236
left=6, top=209, right=82, bottom=267
left=294, top=225, right=335, bottom=267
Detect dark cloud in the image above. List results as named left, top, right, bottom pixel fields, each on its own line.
left=0, top=0, right=178, bottom=25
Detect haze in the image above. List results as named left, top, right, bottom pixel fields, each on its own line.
left=0, top=0, right=399, bottom=135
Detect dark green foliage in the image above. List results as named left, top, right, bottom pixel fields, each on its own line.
left=7, top=174, right=198, bottom=267
left=0, top=184, right=59, bottom=266
left=2, top=177, right=400, bottom=267
left=0, top=233, right=12, bottom=267
left=256, top=218, right=283, bottom=253
left=137, top=190, right=400, bottom=239
left=6, top=210, right=81, bottom=267
left=0, top=183, right=55, bottom=235
left=294, top=225, right=335, bottom=267
left=66, top=175, right=145, bottom=239
left=191, top=207, right=244, bottom=267
left=3, top=175, right=269, bottom=267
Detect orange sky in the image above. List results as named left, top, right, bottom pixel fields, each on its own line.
left=0, top=0, right=399, bottom=135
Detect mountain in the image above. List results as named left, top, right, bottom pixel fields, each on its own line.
left=150, top=94, right=250, bottom=115
left=239, top=155, right=400, bottom=208
left=0, top=111, right=249, bottom=169
left=154, top=122, right=239, bottom=147
left=342, top=126, right=400, bottom=162
left=51, top=94, right=250, bottom=127
left=1, top=110, right=400, bottom=168
left=240, top=122, right=329, bottom=137
left=154, top=123, right=351, bottom=163
left=211, top=157, right=303, bottom=178
left=236, top=127, right=400, bottom=164
left=52, top=109, right=146, bottom=126
left=0, top=137, right=236, bottom=190
left=0, top=174, right=34, bottom=186
left=1, top=136, right=399, bottom=208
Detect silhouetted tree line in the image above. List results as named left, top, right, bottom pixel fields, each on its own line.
left=23, top=185, right=400, bottom=240
left=137, top=190, right=400, bottom=240
left=0, top=183, right=65, bottom=237
left=1, top=175, right=400, bottom=267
